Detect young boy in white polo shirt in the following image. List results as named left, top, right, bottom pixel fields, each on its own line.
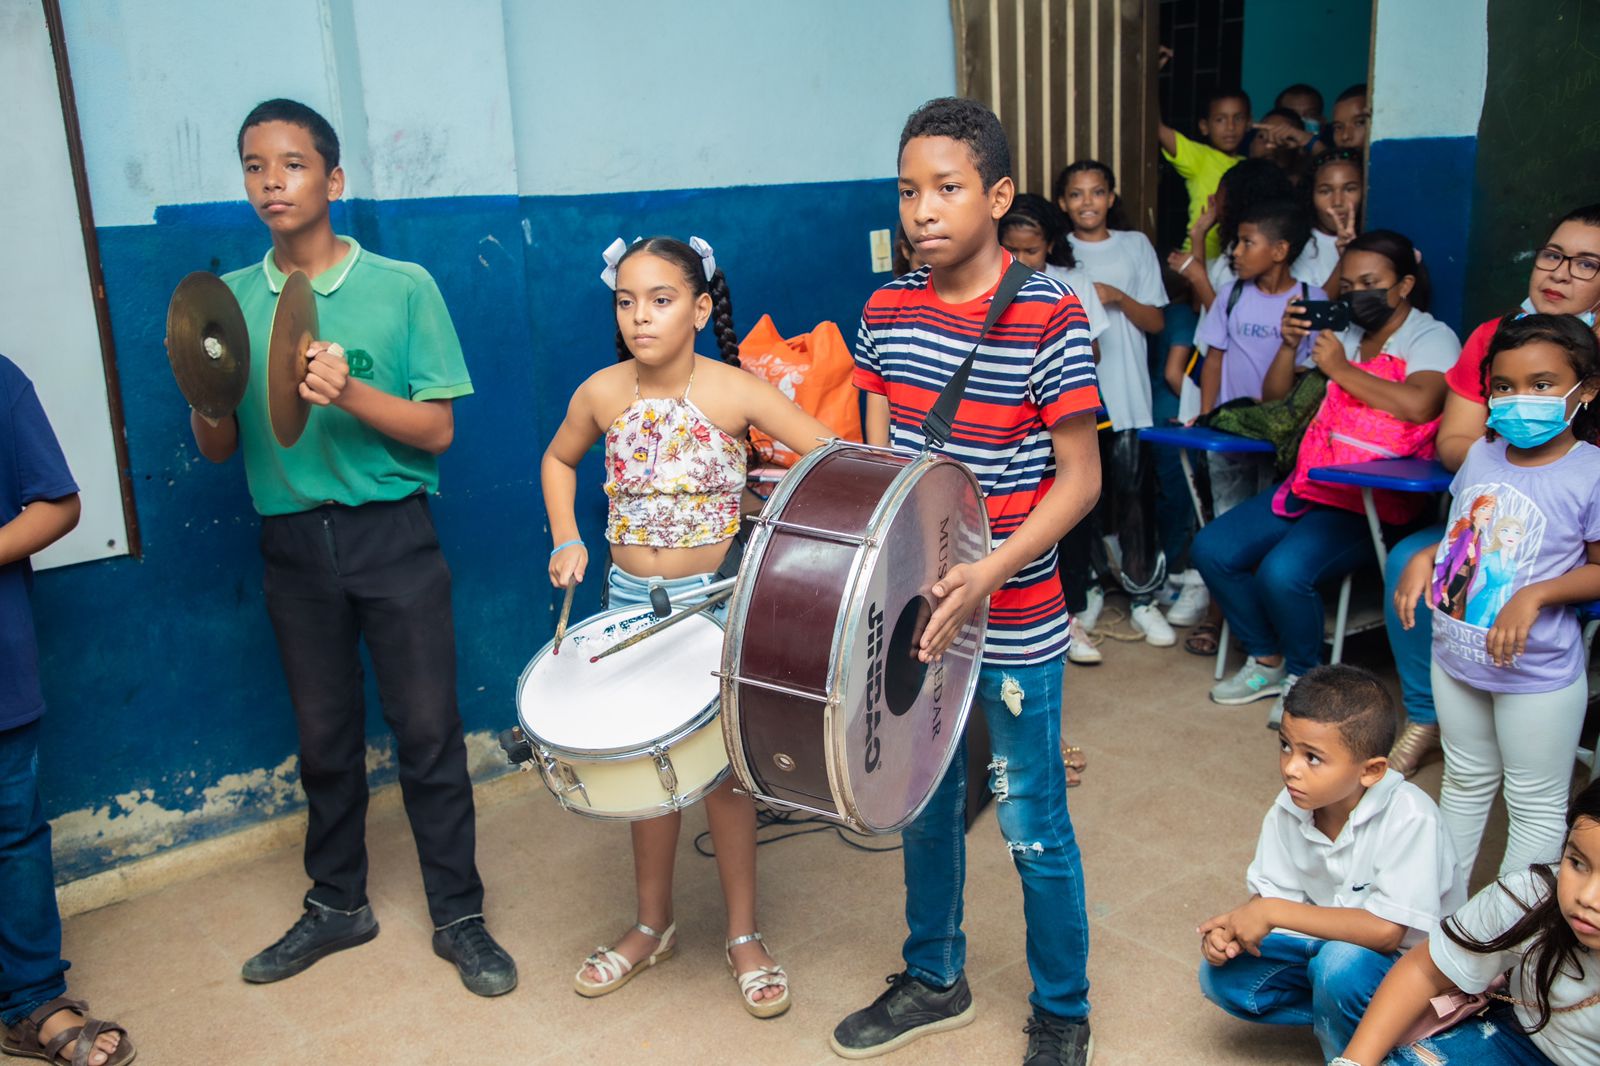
left=1197, top=665, right=1464, bottom=1061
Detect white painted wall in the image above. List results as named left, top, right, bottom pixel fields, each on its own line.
left=1370, top=0, right=1488, bottom=142
left=0, top=0, right=129, bottom=568
left=485, top=0, right=956, bottom=195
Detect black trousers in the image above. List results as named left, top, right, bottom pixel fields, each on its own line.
left=261, top=494, right=483, bottom=928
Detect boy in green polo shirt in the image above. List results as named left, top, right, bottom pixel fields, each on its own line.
left=1158, top=86, right=1249, bottom=260
left=190, top=98, right=515, bottom=997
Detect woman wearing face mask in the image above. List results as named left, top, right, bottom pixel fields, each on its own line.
left=1379, top=204, right=1600, bottom=779
left=1191, top=230, right=1456, bottom=719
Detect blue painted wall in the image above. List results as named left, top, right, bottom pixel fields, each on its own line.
left=1241, top=0, right=1370, bottom=121
left=1365, top=137, right=1479, bottom=334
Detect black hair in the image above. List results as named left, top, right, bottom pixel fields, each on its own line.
left=237, top=99, right=340, bottom=171
left=1216, top=160, right=1297, bottom=252
left=1307, top=150, right=1365, bottom=234
left=1344, top=229, right=1431, bottom=313
left=1481, top=314, right=1600, bottom=445
left=1556, top=202, right=1600, bottom=231
left=1000, top=193, right=1077, bottom=268
left=893, top=224, right=916, bottom=276
left=1162, top=265, right=1195, bottom=309
left=1203, top=86, right=1252, bottom=119
left=1052, top=159, right=1133, bottom=232
left=609, top=237, right=739, bottom=367
left=898, top=97, right=1011, bottom=190
left=1261, top=107, right=1307, bottom=131
left=1280, top=664, right=1396, bottom=761
left=1275, top=83, right=1325, bottom=116
left=1442, top=778, right=1600, bottom=1034
left=1334, top=83, right=1368, bottom=106
left=1239, top=198, right=1313, bottom=264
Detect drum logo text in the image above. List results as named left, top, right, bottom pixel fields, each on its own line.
left=930, top=517, right=950, bottom=742
left=863, top=600, right=885, bottom=774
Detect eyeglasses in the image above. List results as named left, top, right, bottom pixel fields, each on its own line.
left=1534, top=246, right=1600, bottom=281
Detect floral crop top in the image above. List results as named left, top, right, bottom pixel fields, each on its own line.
left=604, top=371, right=746, bottom=548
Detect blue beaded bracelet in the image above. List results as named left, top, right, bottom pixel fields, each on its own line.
left=550, top=538, right=584, bottom=558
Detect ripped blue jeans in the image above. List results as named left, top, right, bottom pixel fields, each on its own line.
left=1385, top=1001, right=1557, bottom=1065
left=900, top=657, right=1090, bottom=1022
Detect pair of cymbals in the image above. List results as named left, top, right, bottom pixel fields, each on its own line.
left=164, top=270, right=317, bottom=447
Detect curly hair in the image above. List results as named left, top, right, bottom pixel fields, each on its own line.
left=1000, top=193, right=1076, bottom=268
left=609, top=237, right=739, bottom=367
left=898, top=97, right=1011, bottom=190
left=1215, top=158, right=1297, bottom=253
left=1051, top=159, right=1133, bottom=232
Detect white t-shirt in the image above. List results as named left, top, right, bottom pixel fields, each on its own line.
left=1247, top=769, right=1466, bottom=949
left=1431, top=868, right=1600, bottom=1066
left=1308, top=305, right=1462, bottom=375
left=1068, top=230, right=1168, bottom=430
left=1044, top=264, right=1110, bottom=342
left=1303, top=228, right=1341, bottom=288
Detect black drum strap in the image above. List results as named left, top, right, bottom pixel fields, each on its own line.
left=920, top=259, right=1036, bottom=448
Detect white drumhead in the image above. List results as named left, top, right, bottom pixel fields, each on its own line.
left=518, top=605, right=723, bottom=753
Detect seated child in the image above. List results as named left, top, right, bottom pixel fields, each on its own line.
left=1338, top=778, right=1600, bottom=1066
left=1159, top=85, right=1249, bottom=260
left=1198, top=665, right=1466, bottom=1063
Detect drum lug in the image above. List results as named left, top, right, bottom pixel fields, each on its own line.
left=651, top=746, right=680, bottom=803
left=538, top=746, right=589, bottom=808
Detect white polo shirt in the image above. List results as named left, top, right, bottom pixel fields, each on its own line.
left=1247, top=769, right=1466, bottom=949
left=1431, top=869, right=1600, bottom=1066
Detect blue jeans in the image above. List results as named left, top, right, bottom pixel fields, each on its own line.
left=1190, top=487, right=1374, bottom=677
left=901, top=657, right=1090, bottom=1022
left=605, top=566, right=723, bottom=615
left=1198, top=933, right=1398, bottom=1062
left=0, top=719, right=69, bottom=1027
left=1386, top=1002, right=1556, bottom=1064
left=1383, top=525, right=1443, bottom=727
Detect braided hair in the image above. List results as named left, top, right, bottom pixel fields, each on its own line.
left=611, top=236, right=741, bottom=367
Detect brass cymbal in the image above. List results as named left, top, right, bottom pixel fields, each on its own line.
left=267, top=270, right=317, bottom=447
left=166, top=272, right=249, bottom=421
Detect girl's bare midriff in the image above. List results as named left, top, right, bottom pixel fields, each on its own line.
left=609, top=538, right=733, bottom=581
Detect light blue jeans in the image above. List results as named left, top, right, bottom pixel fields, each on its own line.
left=605, top=566, right=724, bottom=617
left=1383, top=525, right=1444, bottom=727
left=900, top=656, right=1091, bottom=1022
left=1198, top=932, right=1399, bottom=1062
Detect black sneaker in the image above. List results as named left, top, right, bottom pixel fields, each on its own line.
left=241, top=902, right=379, bottom=983
left=829, top=972, right=975, bottom=1059
left=432, top=916, right=518, bottom=997
left=1022, top=1013, right=1093, bottom=1065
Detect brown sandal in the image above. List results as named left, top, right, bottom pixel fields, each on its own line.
left=1184, top=620, right=1221, bottom=656
left=1061, top=743, right=1087, bottom=787
left=2, top=997, right=135, bottom=1066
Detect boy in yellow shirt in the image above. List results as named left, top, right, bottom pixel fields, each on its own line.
left=1159, top=86, right=1249, bottom=259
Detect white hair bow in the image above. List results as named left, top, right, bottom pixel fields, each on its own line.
left=688, top=235, right=717, bottom=281
left=599, top=237, right=629, bottom=290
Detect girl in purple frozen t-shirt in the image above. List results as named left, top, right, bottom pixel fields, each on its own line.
left=1395, top=315, right=1600, bottom=882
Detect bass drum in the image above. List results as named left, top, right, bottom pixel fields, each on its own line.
left=720, top=440, right=989, bottom=834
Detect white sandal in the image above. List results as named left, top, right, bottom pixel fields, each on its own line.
left=573, top=921, right=676, bottom=997
left=726, top=931, right=790, bottom=1019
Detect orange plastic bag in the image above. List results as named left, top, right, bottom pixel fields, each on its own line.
left=738, top=315, right=863, bottom=468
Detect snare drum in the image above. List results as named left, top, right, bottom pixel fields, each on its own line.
left=515, top=604, right=729, bottom=820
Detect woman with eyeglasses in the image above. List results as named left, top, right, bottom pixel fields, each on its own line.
left=1381, top=203, right=1600, bottom=781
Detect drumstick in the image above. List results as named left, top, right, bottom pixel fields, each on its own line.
left=589, top=586, right=735, bottom=663
left=552, top=582, right=577, bottom=656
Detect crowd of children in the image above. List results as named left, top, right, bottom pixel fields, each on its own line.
left=5, top=48, right=1600, bottom=1066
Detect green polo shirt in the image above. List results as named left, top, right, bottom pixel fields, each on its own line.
left=1162, top=130, right=1240, bottom=260
left=222, top=238, right=473, bottom=516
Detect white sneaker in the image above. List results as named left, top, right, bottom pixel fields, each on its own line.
left=1067, top=617, right=1103, bottom=665
left=1165, top=570, right=1211, bottom=627
left=1130, top=603, right=1177, bottom=647
left=1267, top=674, right=1301, bottom=729
left=1078, top=586, right=1105, bottom=633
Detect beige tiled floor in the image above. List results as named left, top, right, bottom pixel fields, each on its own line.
left=59, top=613, right=1502, bottom=1065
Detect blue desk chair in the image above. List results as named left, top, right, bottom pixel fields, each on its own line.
left=1306, top=459, right=1451, bottom=577
left=1138, top=427, right=1277, bottom=679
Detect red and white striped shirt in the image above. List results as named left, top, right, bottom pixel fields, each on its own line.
left=854, top=254, right=1100, bottom=665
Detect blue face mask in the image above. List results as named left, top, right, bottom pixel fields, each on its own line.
left=1517, top=297, right=1599, bottom=329
left=1486, top=381, right=1584, bottom=449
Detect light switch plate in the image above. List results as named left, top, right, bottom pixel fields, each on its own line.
left=870, top=228, right=893, bottom=273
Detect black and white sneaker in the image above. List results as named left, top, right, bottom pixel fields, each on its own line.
left=1022, top=1013, right=1093, bottom=1065
left=829, top=971, right=975, bottom=1059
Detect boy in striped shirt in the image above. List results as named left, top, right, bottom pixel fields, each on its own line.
left=830, top=97, right=1102, bottom=1066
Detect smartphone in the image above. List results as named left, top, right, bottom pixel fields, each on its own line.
left=1295, top=298, right=1350, bottom=332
